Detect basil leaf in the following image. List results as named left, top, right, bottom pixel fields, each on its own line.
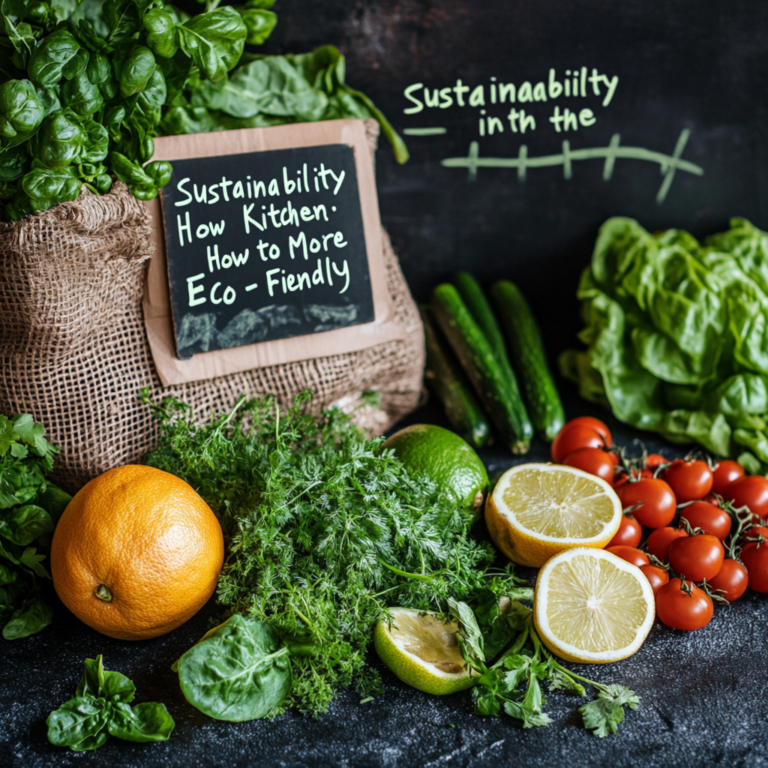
left=107, top=701, right=174, bottom=742
left=79, top=118, right=108, bottom=163
left=0, top=143, right=28, bottom=182
left=237, top=7, right=276, bottom=46
left=178, top=614, right=292, bottom=721
left=135, top=66, right=166, bottom=114
left=2, top=595, right=52, bottom=639
left=37, top=111, right=83, bottom=169
left=103, top=0, right=141, bottom=46
left=21, top=166, right=81, bottom=210
left=27, top=28, right=81, bottom=87
left=0, top=80, right=44, bottom=137
left=61, top=71, right=103, bottom=116
left=101, top=670, right=136, bottom=702
left=47, top=696, right=110, bottom=751
left=0, top=503, right=53, bottom=545
left=76, top=655, right=106, bottom=697
left=143, top=8, right=178, bottom=59
left=178, top=7, right=247, bottom=83
left=118, top=44, right=155, bottom=98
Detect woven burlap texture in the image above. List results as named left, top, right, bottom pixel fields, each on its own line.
left=0, top=182, right=424, bottom=492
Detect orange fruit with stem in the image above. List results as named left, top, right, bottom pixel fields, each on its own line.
left=51, top=465, right=224, bottom=641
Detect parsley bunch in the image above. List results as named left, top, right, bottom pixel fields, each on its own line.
left=144, top=390, right=517, bottom=715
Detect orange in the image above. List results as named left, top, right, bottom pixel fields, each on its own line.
left=51, top=465, right=224, bottom=641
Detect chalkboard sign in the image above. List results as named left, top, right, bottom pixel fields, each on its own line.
left=160, top=143, right=374, bottom=358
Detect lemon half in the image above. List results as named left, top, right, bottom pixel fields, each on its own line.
left=534, top=548, right=655, bottom=663
left=485, top=463, right=622, bottom=567
left=373, top=607, right=476, bottom=695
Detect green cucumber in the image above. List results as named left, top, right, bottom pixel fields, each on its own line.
left=490, top=280, right=565, bottom=441
left=421, top=305, right=491, bottom=449
left=431, top=283, right=533, bottom=454
left=453, top=272, right=509, bottom=362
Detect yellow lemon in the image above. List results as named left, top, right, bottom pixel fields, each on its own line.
left=373, top=608, right=476, bottom=695
left=534, top=547, right=655, bottom=663
left=485, top=463, right=622, bottom=567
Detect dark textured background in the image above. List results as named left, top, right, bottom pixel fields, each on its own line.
left=4, top=1, right=768, bottom=765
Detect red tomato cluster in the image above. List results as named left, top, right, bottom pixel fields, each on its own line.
left=552, top=417, right=768, bottom=631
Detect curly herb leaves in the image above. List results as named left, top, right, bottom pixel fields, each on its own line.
left=453, top=598, right=641, bottom=737
left=0, top=413, right=71, bottom=640
left=144, top=389, right=517, bottom=716
left=47, top=655, right=175, bottom=751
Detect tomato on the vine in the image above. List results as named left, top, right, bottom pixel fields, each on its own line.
left=617, top=478, right=677, bottom=528
left=662, top=459, right=713, bottom=504
left=551, top=425, right=605, bottom=464
left=679, top=501, right=732, bottom=540
left=639, top=564, right=669, bottom=594
left=668, top=534, right=724, bottom=582
left=742, top=525, right=768, bottom=544
left=644, top=453, right=669, bottom=470
left=562, top=447, right=615, bottom=484
left=607, top=515, right=642, bottom=548
left=656, top=579, right=714, bottom=631
left=607, top=545, right=649, bottom=568
left=708, top=559, right=748, bottom=602
left=740, top=543, right=768, bottom=593
left=646, top=526, right=688, bottom=562
left=725, top=475, right=768, bottom=522
left=562, top=417, right=612, bottom=448
left=711, top=459, right=745, bottom=496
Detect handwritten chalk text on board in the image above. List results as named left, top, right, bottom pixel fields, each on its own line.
left=160, top=144, right=374, bottom=358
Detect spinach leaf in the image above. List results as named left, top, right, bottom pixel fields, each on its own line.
left=178, top=6, right=246, bottom=83
left=178, top=614, right=292, bottom=721
left=2, top=594, right=53, bottom=639
left=48, top=655, right=175, bottom=751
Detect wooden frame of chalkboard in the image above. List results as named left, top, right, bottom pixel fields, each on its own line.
left=142, top=119, right=404, bottom=387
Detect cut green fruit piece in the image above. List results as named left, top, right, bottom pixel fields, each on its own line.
left=383, top=423, right=488, bottom=518
left=374, top=607, right=476, bottom=695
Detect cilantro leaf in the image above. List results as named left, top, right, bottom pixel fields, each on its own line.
left=547, top=667, right=587, bottom=697
left=580, top=685, right=640, bottom=737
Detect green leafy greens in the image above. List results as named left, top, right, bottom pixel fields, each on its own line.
left=47, top=655, right=175, bottom=751
left=0, top=413, right=71, bottom=640
left=0, top=0, right=407, bottom=221
left=453, top=597, right=640, bottom=737
left=144, top=390, right=515, bottom=716
left=561, top=217, right=768, bottom=472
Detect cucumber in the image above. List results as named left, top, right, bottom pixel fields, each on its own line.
left=421, top=305, right=491, bottom=449
left=453, top=272, right=509, bottom=362
left=490, top=280, right=565, bottom=441
left=431, top=283, right=533, bottom=454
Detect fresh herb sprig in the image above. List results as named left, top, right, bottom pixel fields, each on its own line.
left=0, top=413, right=71, bottom=640
left=144, top=389, right=517, bottom=716
left=452, top=597, right=641, bottom=737
left=47, top=655, right=175, bottom=751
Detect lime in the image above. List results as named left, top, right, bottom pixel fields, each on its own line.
left=383, top=424, right=488, bottom=518
left=373, top=607, right=476, bottom=695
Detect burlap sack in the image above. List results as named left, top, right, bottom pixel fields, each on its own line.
left=0, top=180, right=424, bottom=492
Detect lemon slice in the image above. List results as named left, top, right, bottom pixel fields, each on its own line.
left=534, top=548, right=655, bottom=663
left=373, top=607, right=476, bottom=695
left=485, top=463, right=622, bottom=567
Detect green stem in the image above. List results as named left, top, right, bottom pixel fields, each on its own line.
left=379, top=560, right=439, bottom=582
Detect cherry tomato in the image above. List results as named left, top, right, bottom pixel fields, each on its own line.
left=606, top=451, right=620, bottom=467
left=662, top=459, right=713, bottom=504
left=725, top=475, right=768, bottom=522
left=617, top=478, right=677, bottom=528
left=656, top=578, right=714, bottom=631
left=644, top=453, right=669, bottom=470
left=607, top=545, right=649, bottom=567
left=742, top=525, right=768, bottom=544
left=562, top=447, right=615, bottom=484
left=646, top=526, right=688, bottom=562
left=668, top=534, right=724, bottom=582
left=607, top=515, right=643, bottom=548
left=740, top=542, right=768, bottom=593
left=703, top=493, right=721, bottom=506
left=679, top=501, right=732, bottom=540
left=639, top=564, right=669, bottom=594
left=562, top=417, right=612, bottom=448
left=711, top=459, right=745, bottom=496
left=708, top=559, right=748, bottom=602
left=551, top=426, right=605, bottom=463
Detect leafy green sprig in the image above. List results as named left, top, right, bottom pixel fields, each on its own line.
left=452, top=597, right=641, bottom=737
left=47, top=655, right=175, bottom=751
left=0, top=413, right=71, bottom=640
left=144, top=389, right=515, bottom=716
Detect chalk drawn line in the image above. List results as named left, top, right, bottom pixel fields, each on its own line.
left=441, top=129, right=703, bottom=203
left=403, top=127, right=448, bottom=136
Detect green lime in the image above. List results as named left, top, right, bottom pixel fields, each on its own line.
left=383, top=424, right=489, bottom=518
left=373, top=607, right=476, bottom=695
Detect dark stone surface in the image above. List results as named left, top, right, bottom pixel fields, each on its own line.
left=3, top=390, right=768, bottom=768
